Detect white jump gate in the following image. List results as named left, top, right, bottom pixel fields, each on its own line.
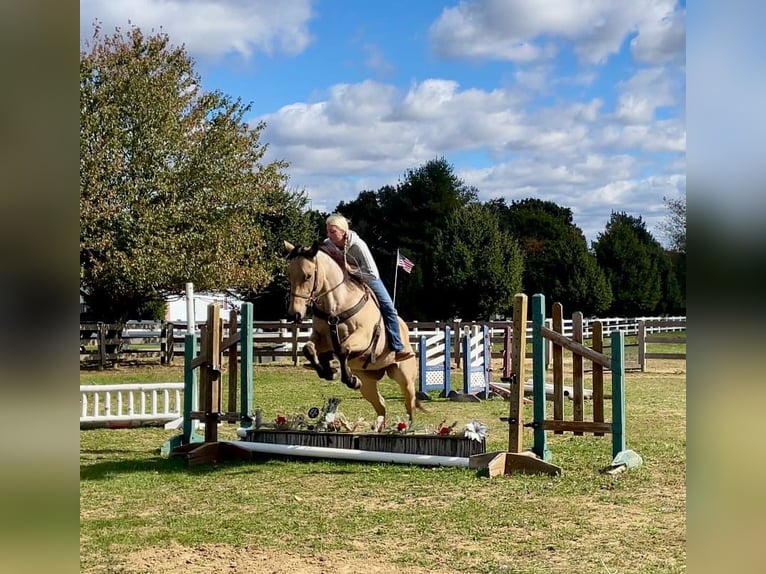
left=80, top=382, right=184, bottom=428
left=455, top=324, right=491, bottom=401
left=417, top=327, right=452, bottom=399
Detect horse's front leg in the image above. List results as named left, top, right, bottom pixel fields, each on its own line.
left=303, top=340, right=336, bottom=381
left=337, top=352, right=361, bottom=390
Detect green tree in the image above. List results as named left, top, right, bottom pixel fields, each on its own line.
left=491, top=198, right=612, bottom=315
left=80, top=24, right=290, bottom=323
left=592, top=212, right=665, bottom=316
left=431, top=204, right=523, bottom=320
left=380, top=158, right=478, bottom=252
left=238, top=187, right=318, bottom=319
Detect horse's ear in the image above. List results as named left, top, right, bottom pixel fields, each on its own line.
left=309, top=240, right=320, bottom=256
left=284, top=241, right=295, bottom=253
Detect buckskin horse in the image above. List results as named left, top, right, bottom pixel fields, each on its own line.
left=284, top=240, right=425, bottom=427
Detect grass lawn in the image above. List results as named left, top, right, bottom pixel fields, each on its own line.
left=80, top=357, right=686, bottom=573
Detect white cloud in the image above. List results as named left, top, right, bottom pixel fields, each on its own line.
left=615, top=67, right=682, bottom=123
left=80, top=0, right=315, bottom=59
left=259, top=74, right=684, bottom=243
left=429, top=0, right=685, bottom=65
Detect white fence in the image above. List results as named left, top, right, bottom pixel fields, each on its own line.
left=81, top=315, right=686, bottom=367
left=80, top=382, right=184, bottom=428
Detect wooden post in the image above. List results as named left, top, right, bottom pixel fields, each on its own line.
left=508, top=294, right=527, bottom=453
left=531, top=294, right=550, bottom=461
left=572, top=311, right=584, bottom=435
left=552, top=303, right=564, bottom=430
left=453, top=318, right=462, bottom=369
left=98, top=323, right=107, bottom=370
left=592, top=321, right=605, bottom=436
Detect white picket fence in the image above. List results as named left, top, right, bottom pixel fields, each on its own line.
left=80, top=382, right=184, bottom=428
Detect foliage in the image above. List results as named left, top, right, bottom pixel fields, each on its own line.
left=80, top=24, right=291, bottom=322
left=659, top=195, right=686, bottom=253
left=333, top=158, right=523, bottom=320
left=238, top=186, right=318, bottom=319
left=431, top=203, right=523, bottom=319
left=490, top=198, right=612, bottom=316
left=592, top=212, right=673, bottom=316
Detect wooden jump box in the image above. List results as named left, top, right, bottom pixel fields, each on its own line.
left=244, top=429, right=486, bottom=458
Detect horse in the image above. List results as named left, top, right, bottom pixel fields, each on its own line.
left=283, top=240, right=425, bottom=427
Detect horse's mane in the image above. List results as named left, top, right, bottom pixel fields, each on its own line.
left=317, top=244, right=369, bottom=289
left=287, top=241, right=365, bottom=288
left=317, top=243, right=347, bottom=275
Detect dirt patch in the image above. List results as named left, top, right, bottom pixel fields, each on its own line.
left=114, top=542, right=456, bottom=574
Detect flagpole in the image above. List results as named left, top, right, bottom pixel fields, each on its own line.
left=393, top=248, right=400, bottom=306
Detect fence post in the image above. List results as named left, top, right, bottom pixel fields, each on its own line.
left=610, top=330, right=627, bottom=458
left=637, top=320, right=646, bottom=372
left=182, top=332, right=198, bottom=443
left=240, top=302, right=254, bottom=425
left=508, top=293, right=528, bottom=454
left=292, top=322, right=299, bottom=366
left=98, top=322, right=107, bottom=370
left=531, top=294, right=551, bottom=461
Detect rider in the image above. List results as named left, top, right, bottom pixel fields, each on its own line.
left=322, top=213, right=414, bottom=362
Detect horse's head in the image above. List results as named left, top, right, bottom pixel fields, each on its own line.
left=284, top=240, right=320, bottom=322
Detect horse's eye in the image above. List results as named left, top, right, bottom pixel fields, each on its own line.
left=304, top=273, right=312, bottom=282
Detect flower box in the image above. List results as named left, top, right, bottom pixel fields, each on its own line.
left=244, top=429, right=356, bottom=450
left=356, top=433, right=485, bottom=458
left=243, top=429, right=485, bottom=458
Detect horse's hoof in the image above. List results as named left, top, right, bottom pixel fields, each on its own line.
left=345, top=375, right=361, bottom=390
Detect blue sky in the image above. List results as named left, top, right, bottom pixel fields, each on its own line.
left=80, top=0, right=686, bottom=245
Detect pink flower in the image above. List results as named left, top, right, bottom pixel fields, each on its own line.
left=397, top=421, right=407, bottom=431
left=438, top=426, right=451, bottom=435
left=275, top=415, right=287, bottom=425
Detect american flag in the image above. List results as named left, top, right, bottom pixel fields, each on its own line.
left=397, top=252, right=414, bottom=273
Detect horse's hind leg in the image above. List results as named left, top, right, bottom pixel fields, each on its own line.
left=356, top=372, right=387, bottom=429
left=387, top=359, right=421, bottom=422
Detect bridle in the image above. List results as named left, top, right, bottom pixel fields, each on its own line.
left=289, top=255, right=347, bottom=307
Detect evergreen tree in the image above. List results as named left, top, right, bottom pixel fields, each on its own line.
left=431, top=204, right=523, bottom=320
left=491, top=198, right=612, bottom=315
left=592, top=212, right=665, bottom=315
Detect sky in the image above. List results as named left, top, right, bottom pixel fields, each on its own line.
left=80, top=0, right=686, bottom=246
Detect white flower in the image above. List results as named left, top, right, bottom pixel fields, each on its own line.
left=464, top=420, right=488, bottom=442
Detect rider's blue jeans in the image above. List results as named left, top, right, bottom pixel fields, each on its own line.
left=367, top=278, right=404, bottom=351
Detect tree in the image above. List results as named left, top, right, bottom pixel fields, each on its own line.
left=237, top=186, right=318, bottom=319
left=327, top=159, right=483, bottom=319
left=80, top=24, right=290, bottom=322
left=659, top=195, right=686, bottom=252
left=491, top=198, right=612, bottom=315
left=431, top=204, right=523, bottom=320
left=592, top=212, right=666, bottom=316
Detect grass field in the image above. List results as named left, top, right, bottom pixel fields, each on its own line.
left=80, top=356, right=686, bottom=573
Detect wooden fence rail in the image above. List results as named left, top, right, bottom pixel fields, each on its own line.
left=637, top=318, right=687, bottom=371
left=80, top=315, right=686, bottom=369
